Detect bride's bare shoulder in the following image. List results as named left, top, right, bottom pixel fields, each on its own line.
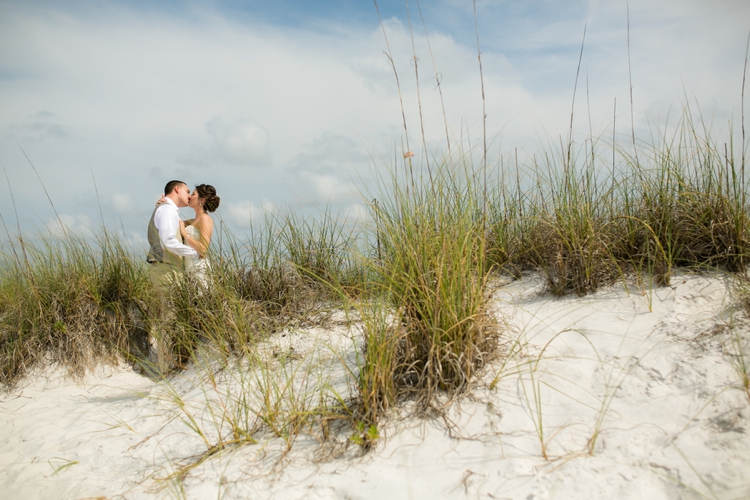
left=194, top=214, right=214, bottom=231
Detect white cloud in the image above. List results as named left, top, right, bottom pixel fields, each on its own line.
left=344, top=202, right=369, bottom=222
left=285, top=132, right=370, bottom=204
left=182, top=117, right=271, bottom=167
left=226, top=199, right=275, bottom=228
left=112, top=194, right=132, bottom=213
left=0, top=0, right=748, bottom=238
left=5, top=110, right=70, bottom=143
left=45, top=214, right=93, bottom=237
left=305, top=173, right=353, bottom=200
left=208, top=117, right=270, bottom=164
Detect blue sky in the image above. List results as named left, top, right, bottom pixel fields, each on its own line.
left=1, top=0, right=749, bottom=247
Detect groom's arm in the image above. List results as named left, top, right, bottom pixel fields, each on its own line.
left=153, top=206, right=199, bottom=258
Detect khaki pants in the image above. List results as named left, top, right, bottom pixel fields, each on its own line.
left=149, top=263, right=181, bottom=374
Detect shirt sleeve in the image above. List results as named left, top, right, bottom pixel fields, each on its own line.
left=153, top=204, right=200, bottom=258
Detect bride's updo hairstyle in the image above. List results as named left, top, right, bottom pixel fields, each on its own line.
left=195, top=184, right=220, bottom=213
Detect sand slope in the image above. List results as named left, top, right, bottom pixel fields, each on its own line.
left=1, top=271, right=749, bottom=499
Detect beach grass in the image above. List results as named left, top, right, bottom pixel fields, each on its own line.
left=0, top=99, right=747, bottom=493
left=353, top=157, right=499, bottom=424
left=0, top=230, right=150, bottom=385
left=0, top=105, right=747, bottom=394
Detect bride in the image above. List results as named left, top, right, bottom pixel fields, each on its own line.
left=179, top=184, right=220, bottom=286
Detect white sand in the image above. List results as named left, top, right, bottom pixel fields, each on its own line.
left=2, top=271, right=749, bottom=499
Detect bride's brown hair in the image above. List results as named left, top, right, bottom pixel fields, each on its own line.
left=195, top=184, right=220, bottom=213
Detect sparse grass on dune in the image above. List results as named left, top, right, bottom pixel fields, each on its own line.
left=156, top=342, right=354, bottom=485
left=728, top=273, right=750, bottom=402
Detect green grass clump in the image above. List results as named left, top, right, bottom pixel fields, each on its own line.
left=537, top=153, right=620, bottom=296
left=618, top=114, right=750, bottom=280
left=0, top=231, right=149, bottom=386
left=278, top=209, right=366, bottom=292
left=480, top=108, right=749, bottom=296
left=355, top=160, right=499, bottom=422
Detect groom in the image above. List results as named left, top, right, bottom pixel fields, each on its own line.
left=146, top=180, right=199, bottom=374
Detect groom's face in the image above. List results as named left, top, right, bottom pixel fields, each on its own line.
left=176, top=183, right=190, bottom=207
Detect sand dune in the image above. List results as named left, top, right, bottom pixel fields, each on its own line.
left=2, top=271, right=749, bottom=499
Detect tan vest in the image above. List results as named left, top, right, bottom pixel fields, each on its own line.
left=147, top=207, right=184, bottom=269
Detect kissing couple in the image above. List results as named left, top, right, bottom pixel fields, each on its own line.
left=146, top=180, right=220, bottom=373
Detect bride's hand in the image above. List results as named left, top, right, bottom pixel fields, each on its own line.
left=179, top=220, right=188, bottom=239
left=155, top=195, right=167, bottom=207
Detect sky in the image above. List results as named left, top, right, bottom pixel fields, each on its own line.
left=1, top=0, right=749, bottom=248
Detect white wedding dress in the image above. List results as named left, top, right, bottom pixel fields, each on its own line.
left=184, top=225, right=210, bottom=287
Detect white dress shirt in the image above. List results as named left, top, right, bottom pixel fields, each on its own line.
left=153, top=198, right=199, bottom=258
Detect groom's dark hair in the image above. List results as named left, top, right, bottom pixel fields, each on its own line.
left=164, top=180, right=187, bottom=195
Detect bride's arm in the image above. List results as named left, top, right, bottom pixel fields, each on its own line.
left=196, top=217, right=214, bottom=255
